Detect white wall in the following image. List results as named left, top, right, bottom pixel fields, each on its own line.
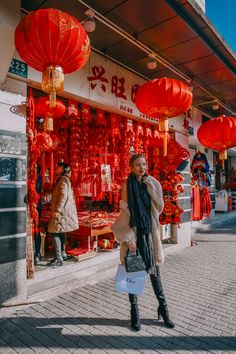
left=0, top=78, right=26, bottom=133
left=0, top=1, right=20, bottom=84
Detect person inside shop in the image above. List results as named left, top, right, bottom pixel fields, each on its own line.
left=111, top=154, right=175, bottom=331
left=48, top=162, right=79, bottom=266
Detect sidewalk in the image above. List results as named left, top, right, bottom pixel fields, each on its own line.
left=0, top=219, right=236, bottom=354
left=191, top=210, right=236, bottom=235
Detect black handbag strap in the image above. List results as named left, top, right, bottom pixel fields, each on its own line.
left=126, top=249, right=141, bottom=257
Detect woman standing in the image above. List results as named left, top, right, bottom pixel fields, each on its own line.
left=48, top=162, right=79, bottom=266
left=112, top=154, right=174, bottom=331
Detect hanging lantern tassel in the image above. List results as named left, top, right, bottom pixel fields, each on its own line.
left=219, top=149, right=227, bottom=169
left=159, top=118, right=169, bottom=156
left=219, top=149, right=227, bottom=160
left=44, top=116, right=54, bottom=131
left=42, top=65, right=64, bottom=108
left=50, top=152, right=54, bottom=188
left=41, top=152, right=46, bottom=185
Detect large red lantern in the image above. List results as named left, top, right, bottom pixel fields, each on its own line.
left=197, top=115, right=236, bottom=160
left=15, top=9, right=90, bottom=107
left=135, top=78, right=192, bottom=155
left=35, top=96, right=66, bottom=131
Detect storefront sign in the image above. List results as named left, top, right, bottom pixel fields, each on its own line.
left=8, top=59, right=28, bottom=78
left=25, top=51, right=187, bottom=130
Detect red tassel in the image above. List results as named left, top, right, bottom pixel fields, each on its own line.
left=50, top=152, right=54, bottom=188
left=41, top=152, right=45, bottom=185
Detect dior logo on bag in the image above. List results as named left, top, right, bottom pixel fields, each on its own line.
left=124, top=249, right=146, bottom=273
left=127, top=277, right=135, bottom=284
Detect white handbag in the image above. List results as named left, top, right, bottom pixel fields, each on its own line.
left=114, top=264, right=147, bottom=296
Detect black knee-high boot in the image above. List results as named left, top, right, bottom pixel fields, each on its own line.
left=128, top=293, right=141, bottom=331
left=150, top=266, right=175, bottom=328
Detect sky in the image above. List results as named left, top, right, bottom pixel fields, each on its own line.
left=205, top=0, right=236, bottom=53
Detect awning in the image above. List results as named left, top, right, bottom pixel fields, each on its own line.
left=21, top=0, right=236, bottom=117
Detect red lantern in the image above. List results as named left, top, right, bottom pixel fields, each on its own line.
left=15, top=9, right=90, bottom=107
left=197, top=115, right=236, bottom=160
left=135, top=78, right=192, bottom=155
left=35, top=97, right=66, bottom=131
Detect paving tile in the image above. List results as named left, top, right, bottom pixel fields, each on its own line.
left=1, top=220, right=236, bottom=353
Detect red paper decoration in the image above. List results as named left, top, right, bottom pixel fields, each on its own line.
left=27, top=89, right=40, bottom=243
left=37, top=132, right=53, bottom=152
left=50, top=134, right=60, bottom=151
left=197, top=115, right=236, bottom=160
left=109, top=113, right=120, bottom=136
left=81, top=103, right=91, bottom=123
left=15, top=9, right=90, bottom=107
left=149, top=127, right=171, bottom=149
left=96, top=109, right=107, bottom=126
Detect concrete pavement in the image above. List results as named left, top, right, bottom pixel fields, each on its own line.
left=0, top=219, right=236, bottom=354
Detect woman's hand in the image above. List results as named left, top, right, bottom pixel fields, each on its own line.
left=128, top=242, right=136, bottom=252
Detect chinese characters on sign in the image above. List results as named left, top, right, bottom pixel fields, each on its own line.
left=88, top=66, right=108, bottom=92
left=88, top=65, right=141, bottom=114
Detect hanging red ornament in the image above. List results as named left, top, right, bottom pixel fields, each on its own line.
left=81, top=103, right=91, bottom=122
left=135, top=122, right=144, bottom=136
left=173, top=205, right=184, bottom=224
left=109, top=113, right=120, bottom=135
left=149, top=127, right=171, bottom=149
left=144, top=124, right=152, bottom=138
left=35, top=96, right=66, bottom=131
left=162, top=201, right=175, bottom=224
left=68, top=99, right=79, bottom=116
left=123, top=118, right=133, bottom=134
left=197, top=115, right=236, bottom=161
left=49, top=152, right=54, bottom=188
left=135, top=77, right=192, bottom=155
left=15, top=9, right=90, bottom=107
left=37, top=132, right=53, bottom=151
left=50, top=134, right=60, bottom=151
left=96, top=109, right=107, bottom=126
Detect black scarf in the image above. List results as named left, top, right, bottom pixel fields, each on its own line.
left=127, top=173, right=154, bottom=273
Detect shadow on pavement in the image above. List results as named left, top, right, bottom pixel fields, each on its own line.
left=0, top=316, right=236, bottom=351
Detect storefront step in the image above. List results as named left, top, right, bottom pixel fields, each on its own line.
left=27, top=243, right=181, bottom=303
left=27, top=251, right=120, bottom=302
